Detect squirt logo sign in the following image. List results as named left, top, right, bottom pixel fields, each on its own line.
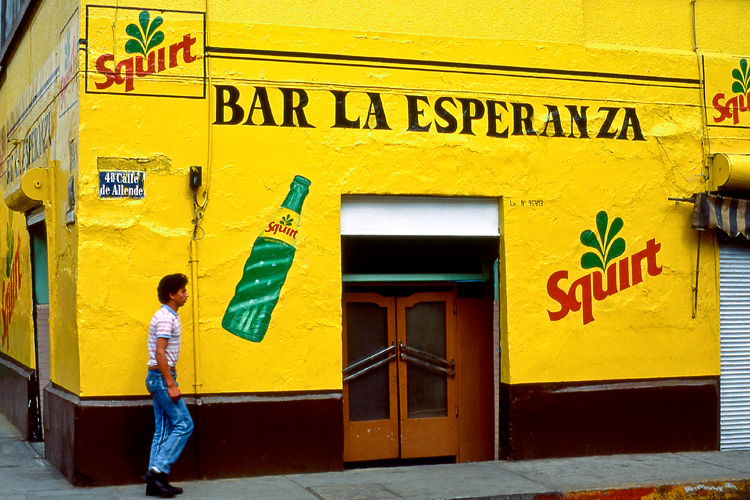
left=546, top=211, right=663, bottom=325
left=85, top=6, right=205, bottom=98
left=710, top=57, right=750, bottom=127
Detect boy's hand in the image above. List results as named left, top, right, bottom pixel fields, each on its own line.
left=168, top=384, right=182, bottom=402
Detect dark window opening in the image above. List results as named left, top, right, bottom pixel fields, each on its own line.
left=342, top=236, right=498, bottom=276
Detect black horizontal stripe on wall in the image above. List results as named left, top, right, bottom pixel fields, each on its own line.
left=206, top=46, right=701, bottom=89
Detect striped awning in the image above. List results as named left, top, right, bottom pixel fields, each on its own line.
left=692, top=193, right=750, bottom=238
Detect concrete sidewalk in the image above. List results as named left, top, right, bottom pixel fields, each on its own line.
left=3, top=413, right=750, bottom=500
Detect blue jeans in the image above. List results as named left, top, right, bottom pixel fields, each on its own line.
left=146, top=369, right=193, bottom=474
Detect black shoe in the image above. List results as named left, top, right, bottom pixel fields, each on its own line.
left=145, top=470, right=175, bottom=498
left=156, top=471, right=183, bottom=495
left=166, top=483, right=183, bottom=495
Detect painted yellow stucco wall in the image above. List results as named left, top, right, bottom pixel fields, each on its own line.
left=69, top=0, right=750, bottom=399
left=0, top=205, right=33, bottom=368
left=0, top=0, right=80, bottom=382
left=0, top=11, right=38, bottom=371
left=3, top=0, right=748, bottom=398
left=206, top=0, right=745, bottom=55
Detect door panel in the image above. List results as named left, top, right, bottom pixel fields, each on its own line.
left=343, top=294, right=398, bottom=462
left=404, top=301, right=449, bottom=419
left=456, top=295, right=495, bottom=462
left=343, top=291, right=458, bottom=462
left=397, top=292, right=457, bottom=459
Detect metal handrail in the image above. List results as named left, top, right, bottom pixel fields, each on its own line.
left=343, top=354, right=396, bottom=383
left=400, top=353, right=455, bottom=377
left=399, top=342, right=454, bottom=368
left=343, top=342, right=457, bottom=382
left=343, top=344, right=396, bottom=375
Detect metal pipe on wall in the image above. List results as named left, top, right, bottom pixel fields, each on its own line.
left=190, top=238, right=202, bottom=392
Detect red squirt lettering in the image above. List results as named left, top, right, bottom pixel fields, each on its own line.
left=713, top=93, right=750, bottom=125
left=114, top=58, right=135, bottom=92
left=1, top=234, right=21, bottom=349
left=135, top=51, right=156, bottom=77
left=95, top=34, right=198, bottom=92
left=568, top=274, right=595, bottom=325
left=169, top=34, right=198, bottom=68
left=94, top=54, right=134, bottom=92
left=547, top=271, right=595, bottom=325
left=593, top=263, right=618, bottom=301
left=95, top=54, right=116, bottom=89
left=264, top=222, right=298, bottom=240
left=619, top=258, right=630, bottom=290
left=546, top=239, right=663, bottom=325
left=157, top=47, right=167, bottom=72
left=713, top=93, right=733, bottom=123
left=547, top=270, right=571, bottom=321
left=631, top=238, right=662, bottom=285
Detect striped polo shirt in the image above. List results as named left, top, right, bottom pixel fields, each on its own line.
left=147, top=305, right=181, bottom=369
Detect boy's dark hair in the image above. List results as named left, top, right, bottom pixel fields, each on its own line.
left=157, top=274, right=189, bottom=304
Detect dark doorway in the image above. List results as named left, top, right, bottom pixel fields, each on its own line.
left=341, top=236, right=497, bottom=464
left=28, top=218, right=49, bottom=441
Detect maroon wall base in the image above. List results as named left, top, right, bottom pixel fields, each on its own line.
left=43, top=385, right=77, bottom=482
left=44, top=385, right=343, bottom=486
left=40, top=376, right=720, bottom=483
left=500, top=377, right=719, bottom=460
left=198, top=396, right=344, bottom=479
left=0, top=353, right=40, bottom=441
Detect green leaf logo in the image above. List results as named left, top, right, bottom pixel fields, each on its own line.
left=732, top=59, right=750, bottom=95
left=280, top=215, right=294, bottom=227
left=124, top=11, right=165, bottom=57
left=580, top=211, right=626, bottom=271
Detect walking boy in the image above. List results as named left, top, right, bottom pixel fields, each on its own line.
left=144, top=273, right=193, bottom=497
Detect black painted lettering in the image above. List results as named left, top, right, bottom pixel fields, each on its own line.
left=243, top=87, right=277, bottom=126
left=280, top=88, right=314, bottom=128
left=542, top=105, right=565, bottom=137
left=566, top=105, right=589, bottom=138
left=434, top=97, right=458, bottom=134
left=596, top=107, right=620, bottom=139
left=617, top=107, right=645, bottom=141
left=457, top=98, right=485, bottom=135
left=364, top=93, right=391, bottom=130
left=331, top=90, right=360, bottom=129
left=487, top=101, right=509, bottom=138
left=214, top=85, right=244, bottom=125
left=512, top=103, right=537, bottom=136
left=406, top=95, right=431, bottom=132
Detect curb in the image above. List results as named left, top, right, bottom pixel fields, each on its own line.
left=460, top=480, right=750, bottom=500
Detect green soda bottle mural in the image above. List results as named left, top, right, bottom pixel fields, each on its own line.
left=222, top=175, right=311, bottom=342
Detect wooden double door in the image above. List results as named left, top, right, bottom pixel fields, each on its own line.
left=343, top=291, right=458, bottom=462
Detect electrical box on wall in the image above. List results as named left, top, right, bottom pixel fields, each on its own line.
left=190, top=166, right=202, bottom=190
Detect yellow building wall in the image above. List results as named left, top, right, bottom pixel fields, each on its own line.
left=73, top=0, right=750, bottom=397
left=0, top=11, right=36, bottom=371
left=0, top=0, right=81, bottom=388
left=0, top=204, right=33, bottom=368
left=207, top=0, right=742, bottom=54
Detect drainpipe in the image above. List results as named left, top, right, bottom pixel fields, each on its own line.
left=189, top=234, right=203, bottom=480
left=188, top=1, right=212, bottom=479
left=690, top=0, right=710, bottom=318
left=493, top=258, right=500, bottom=460
left=691, top=0, right=712, bottom=171
left=189, top=238, right=202, bottom=393
left=189, top=169, right=205, bottom=478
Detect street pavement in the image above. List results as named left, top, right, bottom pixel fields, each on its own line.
left=3, top=413, right=750, bottom=500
